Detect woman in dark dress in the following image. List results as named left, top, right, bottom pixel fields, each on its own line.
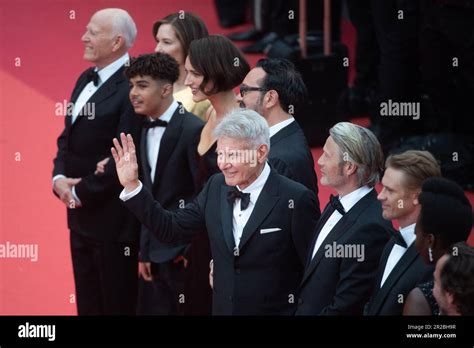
left=183, top=35, right=250, bottom=314
left=185, top=35, right=250, bottom=184
left=403, top=177, right=472, bottom=315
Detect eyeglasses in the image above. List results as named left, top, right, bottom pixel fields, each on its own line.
left=239, top=85, right=267, bottom=97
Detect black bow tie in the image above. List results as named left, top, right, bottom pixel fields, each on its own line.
left=143, top=119, right=168, bottom=129
left=393, top=232, right=407, bottom=248
left=87, top=69, right=99, bottom=86
left=227, top=187, right=251, bottom=210
left=329, top=194, right=346, bottom=215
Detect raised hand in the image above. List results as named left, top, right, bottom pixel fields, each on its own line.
left=111, top=133, right=139, bottom=192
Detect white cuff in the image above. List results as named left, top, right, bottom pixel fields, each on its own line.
left=120, top=181, right=143, bottom=201
left=52, top=174, right=66, bottom=188
left=71, top=186, right=82, bottom=205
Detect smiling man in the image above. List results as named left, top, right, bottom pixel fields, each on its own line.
left=364, top=150, right=441, bottom=315
left=112, top=109, right=319, bottom=315
left=124, top=52, right=204, bottom=315
left=52, top=8, right=142, bottom=315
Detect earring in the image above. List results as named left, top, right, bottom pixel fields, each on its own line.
left=428, top=247, right=434, bottom=263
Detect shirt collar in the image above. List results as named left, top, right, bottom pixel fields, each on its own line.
left=399, top=223, right=416, bottom=247
left=237, top=162, right=271, bottom=201
left=339, top=185, right=373, bottom=213
left=269, top=118, right=295, bottom=138
left=96, top=53, right=130, bottom=86
left=148, top=100, right=179, bottom=123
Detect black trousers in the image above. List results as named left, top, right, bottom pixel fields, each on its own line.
left=70, top=231, right=138, bottom=315
left=137, top=260, right=186, bottom=315
left=183, top=232, right=213, bottom=315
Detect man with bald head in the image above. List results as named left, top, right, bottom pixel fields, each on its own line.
left=52, top=8, right=142, bottom=315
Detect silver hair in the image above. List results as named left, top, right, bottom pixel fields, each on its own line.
left=214, top=109, right=270, bottom=150
left=98, top=8, right=137, bottom=49
left=329, top=122, right=384, bottom=187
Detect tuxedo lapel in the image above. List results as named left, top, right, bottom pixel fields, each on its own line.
left=140, top=127, right=153, bottom=189
left=301, top=190, right=377, bottom=286
left=67, top=69, right=92, bottom=129
left=238, top=171, right=279, bottom=250
left=70, top=69, right=92, bottom=104
left=151, top=108, right=183, bottom=188
left=88, top=67, right=124, bottom=105
left=70, top=66, right=125, bottom=130
left=220, top=185, right=236, bottom=252
left=372, top=239, right=396, bottom=293
left=270, top=121, right=299, bottom=146
left=369, top=243, right=419, bottom=314
left=304, top=203, right=335, bottom=268
left=301, top=212, right=357, bottom=284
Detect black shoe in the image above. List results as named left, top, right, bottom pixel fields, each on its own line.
left=241, top=32, right=279, bottom=54
left=228, top=29, right=264, bottom=41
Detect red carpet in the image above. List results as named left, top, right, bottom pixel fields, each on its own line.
left=0, top=0, right=472, bottom=315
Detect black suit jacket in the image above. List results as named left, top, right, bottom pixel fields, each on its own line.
left=364, top=238, right=434, bottom=315
left=268, top=121, right=319, bottom=200
left=53, top=66, right=142, bottom=242
left=139, top=106, right=204, bottom=264
left=123, top=169, right=319, bottom=315
left=295, top=189, right=392, bottom=315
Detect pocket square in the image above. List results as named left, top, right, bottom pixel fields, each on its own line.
left=260, top=228, right=282, bottom=234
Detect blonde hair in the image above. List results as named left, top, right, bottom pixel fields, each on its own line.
left=386, top=150, right=441, bottom=190
left=329, top=122, right=384, bottom=187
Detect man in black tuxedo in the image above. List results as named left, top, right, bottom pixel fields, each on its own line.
left=238, top=58, right=319, bottom=201
left=52, top=9, right=142, bottom=315
left=207, top=58, right=321, bottom=288
left=123, top=53, right=204, bottom=315
left=112, top=109, right=319, bottom=315
left=296, top=122, right=392, bottom=315
left=364, top=150, right=441, bottom=315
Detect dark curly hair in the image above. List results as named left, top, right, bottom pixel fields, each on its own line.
left=441, top=242, right=474, bottom=315
left=125, top=52, right=180, bottom=84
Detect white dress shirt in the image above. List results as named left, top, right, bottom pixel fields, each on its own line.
left=311, top=186, right=373, bottom=259
left=269, top=118, right=295, bottom=138
left=146, top=101, right=179, bottom=182
left=232, top=162, right=271, bottom=248
left=379, top=223, right=416, bottom=287
left=72, top=53, right=130, bottom=124
left=120, top=162, right=272, bottom=249
left=53, top=53, right=130, bottom=204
